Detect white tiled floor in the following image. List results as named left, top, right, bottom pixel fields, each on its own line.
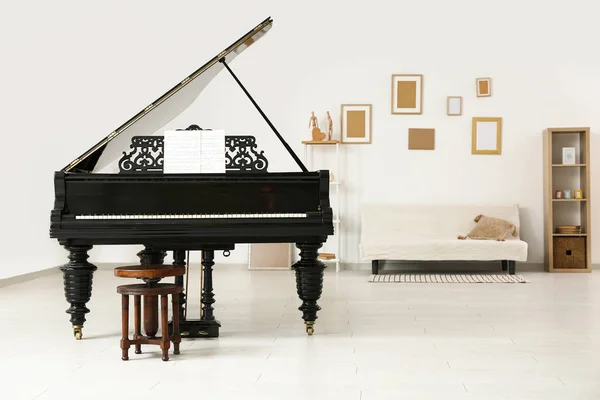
left=1, top=265, right=600, bottom=399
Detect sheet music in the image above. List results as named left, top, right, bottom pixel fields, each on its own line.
left=200, top=130, right=226, bottom=173
left=163, top=130, right=225, bottom=173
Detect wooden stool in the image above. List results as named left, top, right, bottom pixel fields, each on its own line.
left=114, top=264, right=185, bottom=361
left=117, top=283, right=183, bottom=361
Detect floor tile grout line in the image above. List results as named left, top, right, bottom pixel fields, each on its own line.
left=70, top=365, right=83, bottom=373
left=31, top=389, right=48, bottom=400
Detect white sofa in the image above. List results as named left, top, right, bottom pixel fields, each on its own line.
left=359, top=203, right=528, bottom=275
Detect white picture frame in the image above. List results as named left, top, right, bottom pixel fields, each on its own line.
left=391, top=74, right=423, bottom=114
left=341, top=104, right=372, bottom=144
left=472, top=117, right=502, bottom=155
left=562, top=147, right=576, bottom=164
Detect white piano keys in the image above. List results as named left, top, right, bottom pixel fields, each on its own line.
left=75, top=212, right=308, bottom=220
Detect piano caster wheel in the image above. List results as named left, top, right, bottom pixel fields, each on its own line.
left=305, top=322, right=314, bottom=336
left=73, top=326, right=83, bottom=340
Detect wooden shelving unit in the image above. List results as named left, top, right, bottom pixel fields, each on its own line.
left=543, top=127, right=592, bottom=272
left=301, top=140, right=342, bottom=272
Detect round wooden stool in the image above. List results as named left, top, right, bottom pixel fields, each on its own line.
left=114, top=264, right=185, bottom=361
left=117, top=283, right=183, bottom=361
left=114, top=264, right=184, bottom=281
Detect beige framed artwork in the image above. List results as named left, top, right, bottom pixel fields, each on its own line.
left=391, top=74, right=422, bottom=114
left=472, top=117, right=502, bottom=155
left=476, top=78, right=492, bottom=97
left=447, top=96, right=462, bottom=116
left=340, top=104, right=372, bottom=143
left=408, top=128, right=435, bottom=150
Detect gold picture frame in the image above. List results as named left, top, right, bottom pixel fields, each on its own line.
left=472, top=117, right=502, bottom=155
left=476, top=78, right=492, bottom=97
left=391, top=74, right=423, bottom=114
left=447, top=96, right=462, bottom=116
left=340, top=104, right=372, bottom=144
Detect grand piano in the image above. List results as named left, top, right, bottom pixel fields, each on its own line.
left=49, top=17, right=334, bottom=340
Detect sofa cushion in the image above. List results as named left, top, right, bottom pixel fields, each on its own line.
left=360, top=238, right=528, bottom=262
left=460, top=214, right=517, bottom=241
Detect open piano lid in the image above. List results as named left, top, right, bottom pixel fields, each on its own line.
left=63, top=17, right=273, bottom=173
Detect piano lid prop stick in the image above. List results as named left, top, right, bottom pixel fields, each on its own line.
left=219, top=57, right=308, bottom=173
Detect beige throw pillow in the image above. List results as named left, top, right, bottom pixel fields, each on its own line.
left=458, top=214, right=518, bottom=241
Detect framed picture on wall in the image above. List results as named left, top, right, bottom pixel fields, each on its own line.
left=340, top=104, right=372, bottom=144
left=391, top=74, right=423, bottom=114
left=472, top=117, right=502, bottom=155
left=476, top=78, right=492, bottom=97
left=447, top=96, right=462, bottom=116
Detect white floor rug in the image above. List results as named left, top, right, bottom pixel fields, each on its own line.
left=368, top=273, right=529, bottom=283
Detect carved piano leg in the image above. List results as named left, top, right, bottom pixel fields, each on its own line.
left=137, top=246, right=166, bottom=338
left=292, top=242, right=326, bottom=336
left=59, top=245, right=97, bottom=340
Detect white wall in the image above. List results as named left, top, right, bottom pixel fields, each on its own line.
left=1, top=0, right=599, bottom=279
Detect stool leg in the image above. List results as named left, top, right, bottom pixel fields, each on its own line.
left=160, top=295, right=170, bottom=361
left=144, top=294, right=159, bottom=338
left=172, top=293, right=180, bottom=355
left=120, top=294, right=130, bottom=361
left=134, top=295, right=141, bottom=354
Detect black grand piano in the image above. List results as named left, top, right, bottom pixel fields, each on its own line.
left=49, top=17, right=334, bottom=340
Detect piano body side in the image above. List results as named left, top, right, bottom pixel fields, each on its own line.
left=50, top=170, right=334, bottom=249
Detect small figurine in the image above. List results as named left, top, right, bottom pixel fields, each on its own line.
left=326, top=111, right=333, bottom=140
left=309, top=111, right=326, bottom=141
left=308, top=111, right=319, bottom=129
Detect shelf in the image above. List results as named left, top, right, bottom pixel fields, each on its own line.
left=303, top=139, right=343, bottom=272
left=301, top=140, right=339, bottom=145
left=552, top=199, right=586, bottom=202
left=549, top=268, right=591, bottom=273
left=549, top=128, right=589, bottom=134
left=543, top=127, right=592, bottom=273
left=319, top=258, right=339, bottom=263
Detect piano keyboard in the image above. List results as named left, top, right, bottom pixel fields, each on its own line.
left=75, top=213, right=308, bottom=220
